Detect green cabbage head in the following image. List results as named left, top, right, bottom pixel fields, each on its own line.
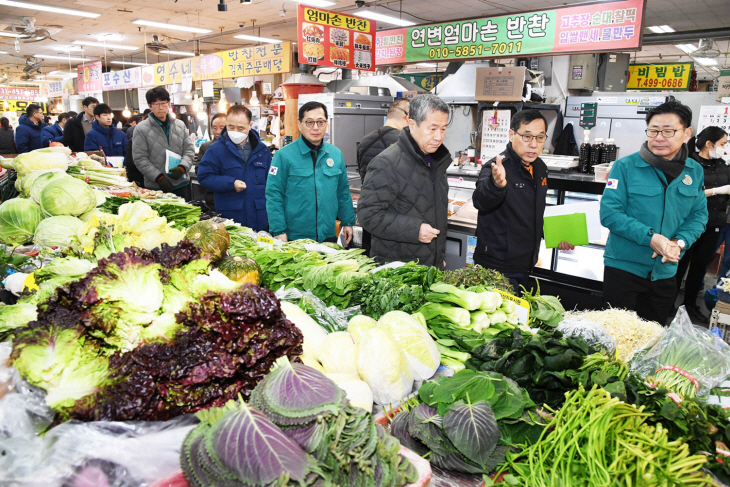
left=0, top=198, right=44, bottom=246
left=12, top=149, right=68, bottom=178
left=40, top=177, right=97, bottom=216
left=33, top=215, right=84, bottom=248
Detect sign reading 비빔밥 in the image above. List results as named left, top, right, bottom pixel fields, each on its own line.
left=153, top=42, right=292, bottom=86
left=77, top=61, right=103, bottom=93
left=626, top=62, right=692, bottom=91
left=375, top=0, right=645, bottom=65
left=297, top=5, right=376, bottom=72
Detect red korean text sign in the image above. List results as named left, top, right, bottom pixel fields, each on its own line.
left=297, top=5, right=376, bottom=72
left=0, top=86, right=40, bottom=101
left=77, top=61, right=103, bottom=93
left=375, top=0, right=646, bottom=65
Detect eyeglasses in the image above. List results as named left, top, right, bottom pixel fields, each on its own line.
left=396, top=107, right=409, bottom=117
left=151, top=102, right=170, bottom=108
left=515, top=132, right=547, bottom=143
left=646, top=128, right=680, bottom=138
left=303, top=120, right=327, bottom=128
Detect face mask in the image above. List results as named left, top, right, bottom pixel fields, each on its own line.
left=228, top=130, right=248, bottom=145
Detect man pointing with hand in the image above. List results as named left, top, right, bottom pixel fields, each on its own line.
left=473, top=110, right=569, bottom=292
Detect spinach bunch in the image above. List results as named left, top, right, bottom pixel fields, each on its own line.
left=521, top=283, right=565, bottom=329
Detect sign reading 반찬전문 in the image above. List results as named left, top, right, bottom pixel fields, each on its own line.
left=375, top=0, right=645, bottom=65
left=626, top=63, right=692, bottom=91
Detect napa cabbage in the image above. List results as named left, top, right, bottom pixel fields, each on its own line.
left=377, top=311, right=440, bottom=381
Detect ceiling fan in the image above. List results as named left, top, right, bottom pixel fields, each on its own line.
left=10, top=17, right=53, bottom=43
left=692, top=38, right=721, bottom=58
left=22, top=56, right=43, bottom=75
left=145, top=34, right=170, bottom=53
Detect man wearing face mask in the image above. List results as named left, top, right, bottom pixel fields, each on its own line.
left=197, top=105, right=272, bottom=231
left=600, top=101, right=708, bottom=325
left=674, top=126, right=729, bottom=322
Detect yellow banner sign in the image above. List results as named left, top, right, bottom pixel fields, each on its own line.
left=0, top=100, right=48, bottom=112
left=153, top=42, right=292, bottom=86
left=627, top=62, right=692, bottom=91
left=300, top=7, right=371, bottom=33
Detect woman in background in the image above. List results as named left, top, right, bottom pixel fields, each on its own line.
left=0, top=117, right=16, bottom=154
left=676, top=126, right=729, bottom=323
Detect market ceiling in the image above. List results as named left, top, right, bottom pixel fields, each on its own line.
left=0, top=0, right=727, bottom=82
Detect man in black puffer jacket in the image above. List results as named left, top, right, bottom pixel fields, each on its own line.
left=356, top=98, right=410, bottom=181
left=357, top=94, right=451, bottom=269
left=473, top=110, right=572, bottom=293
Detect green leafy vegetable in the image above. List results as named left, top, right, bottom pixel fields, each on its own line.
left=0, top=198, right=44, bottom=246
left=441, top=265, right=513, bottom=293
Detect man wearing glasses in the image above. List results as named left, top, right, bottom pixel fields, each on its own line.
left=266, top=101, right=356, bottom=244
left=600, top=101, right=707, bottom=324
left=473, top=110, right=568, bottom=293
left=133, top=87, right=194, bottom=198
left=15, top=104, right=47, bottom=153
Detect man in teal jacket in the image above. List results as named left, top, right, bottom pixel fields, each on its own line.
left=600, top=101, right=708, bottom=324
left=266, top=101, right=356, bottom=243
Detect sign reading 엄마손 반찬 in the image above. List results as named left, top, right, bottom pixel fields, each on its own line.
left=297, top=5, right=376, bottom=72
left=375, top=0, right=645, bottom=65
left=626, top=62, right=693, bottom=91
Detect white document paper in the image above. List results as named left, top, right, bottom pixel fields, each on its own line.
left=202, top=80, right=214, bottom=98
left=543, top=201, right=602, bottom=241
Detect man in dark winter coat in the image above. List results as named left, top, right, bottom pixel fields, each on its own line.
left=357, top=94, right=451, bottom=269
left=198, top=106, right=271, bottom=231
left=473, top=110, right=573, bottom=292
left=84, top=104, right=127, bottom=157
left=41, top=112, right=68, bottom=147
left=15, top=104, right=47, bottom=153
left=62, top=96, right=98, bottom=152
left=357, top=98, right=410, bottom=181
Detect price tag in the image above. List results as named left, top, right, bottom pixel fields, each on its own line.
left=257, top=236, right=274, bottom=250
left=495, top=289, right=530, bottom=325
left=23, top=272, right=39, bottom=292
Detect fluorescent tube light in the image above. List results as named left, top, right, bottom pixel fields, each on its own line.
left=73, top=40, right=139, bottom=50
left=695, top=57, right=718, bottom=66
left=34, top=54, right=92, bottom=61
left=110, top=60, right=148, bottom=66
left=159, top=50, right=196, bottom=57
left=234, top=34, right=281, bottom=43
left=354, top=10, right=416, bottom=27
left=297, top=0, right=336, bottom=7
left=132, top=20, right=212, bottom=34
left=0, top=0, right=100, bottom=17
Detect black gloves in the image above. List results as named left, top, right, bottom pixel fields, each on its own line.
left=156, top=174, right=174, bottom=193
left=169, top=166, right=185, bottom=180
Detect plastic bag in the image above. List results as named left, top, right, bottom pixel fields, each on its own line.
left=630, top=306, right=730, bottom=399
left=276, top=287, right=357, bottom=333
left=0, top=349, right=196, bottom=486
left=557, top=317, right=617, bottom=357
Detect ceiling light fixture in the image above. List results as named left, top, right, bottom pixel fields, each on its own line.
left=132, top=20, right=212, bottom=34
left=675, top=44, right=697, bottom=54
left=647, top=25, right=675, bottom=33
left=96, top=33, right=124, bottom=42
left=416, top=62, right=437, bottom=68
left=0, top=0, right=100, bottom=17
left=33, top=54, right=92, bottom=61
left=694, top=57, right=718, bottom=66
left=110, top=60, right=147, bottom=66
left=53, top=45, right=83, bottom=52
left=0, top=51, right=7, bottom=54
left=233, top=34, right=281, bottom=44
left=296, top=0, right=336, bottom=7
left=73, top=40, right=139, bottom=50
left=354, top=10, right=416, bottom=27
left=159, top=50, right=196, bottom=57
left=250, top=89, right=259, bottom=105
left=56, top=102, right=63, bottom=111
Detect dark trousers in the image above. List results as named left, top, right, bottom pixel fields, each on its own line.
left=172, top=184, right=192, bottom=201
left=603, top=266, right=676, bottom=325
left=676, top=226, right=720, bottom=306
left=502, top=272, right=534, bottom=297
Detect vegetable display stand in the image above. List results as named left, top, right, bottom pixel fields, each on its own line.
left=148, top=446, right=432, bottom=487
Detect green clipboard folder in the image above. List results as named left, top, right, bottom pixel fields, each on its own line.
left=543, top=213, right=590, bottom=248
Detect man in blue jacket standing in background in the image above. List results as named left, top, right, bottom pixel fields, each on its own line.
left=15, top=104, right=46, bottom=153
left=84, top=103, right=127, bottom=157
left=198, top=105, right=272, bottom=231
left=41, top=112, right=68, bottom=147
left=266, top=101, right=356, bottom=244
left=600, top=101, right=708, bottom=324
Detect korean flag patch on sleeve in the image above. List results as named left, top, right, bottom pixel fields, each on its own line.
left=269, top=166, right=278, bottom=176
left=606, top=178, right=619, bottom=189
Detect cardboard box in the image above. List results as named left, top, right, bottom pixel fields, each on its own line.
left=397, top=91, right=419, bottom=100
left=475, top=66, right=526, bottom=102
left=718, top=70, right=730, bottom=103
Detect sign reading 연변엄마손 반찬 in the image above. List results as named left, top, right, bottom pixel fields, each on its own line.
left=152, top=42, right=292, bottom=86
left=626, top=63, right=692, bottom=90
left=77, top=61, right=103, bottom=93
left=375, top=0, right=645, bottom=65
left=297, top=5, right=376, bottom=71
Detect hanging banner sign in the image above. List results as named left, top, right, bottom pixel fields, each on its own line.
left=0, top=100, right=48, bottom=112
left=46, top=81, right=64, bottom=97
left=626, top=62, right=692, bottom=90
left=0, top=86, right=40, bottom=100
left=77, top=61, right=103, bottom=93
left=152, top=42, right=292, bottom=86
left=102, top=67, right=142, bottom=91
left=375, top=0, right=645, bottom=65
left=297, top=5, right=376, bottom=71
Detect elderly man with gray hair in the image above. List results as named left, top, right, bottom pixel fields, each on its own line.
left=357, top=94, right=451, bottom=269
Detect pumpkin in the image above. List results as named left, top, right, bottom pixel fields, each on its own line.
left=217, top=256, right=262, bottom=285
left=184, top=221, right=230, bottom=261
